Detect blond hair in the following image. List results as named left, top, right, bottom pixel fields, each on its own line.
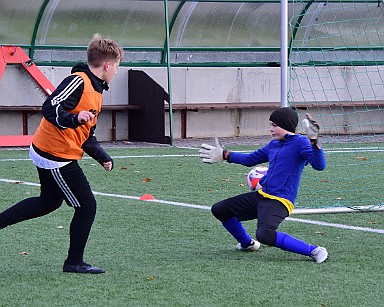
left=87, top=33, right=124, bottom=67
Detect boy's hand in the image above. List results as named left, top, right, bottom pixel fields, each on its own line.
left=77, top=111, right=95, bottom=124
left=302, top=113, right=319, bottom=140
left=199, top=137, right=224, bottom=163
left=103, top=161, right=113, bottom=171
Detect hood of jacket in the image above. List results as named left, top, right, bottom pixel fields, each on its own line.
left=71, top=62, right=109, bottom=93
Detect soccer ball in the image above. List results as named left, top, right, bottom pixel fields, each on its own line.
left=246, top=166, right=268, bottom=191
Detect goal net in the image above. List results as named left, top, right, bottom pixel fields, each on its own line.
left=288, top=0, right=384, bottom=213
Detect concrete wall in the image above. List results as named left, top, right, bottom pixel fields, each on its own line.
left=0, top=65, right=383, bottom=141
left=0, top=65, right=130, bottom=141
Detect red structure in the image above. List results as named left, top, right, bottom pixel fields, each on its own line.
left=0, top=46, right=55, bottom=146
left=0, top=45, right=55, bottom=95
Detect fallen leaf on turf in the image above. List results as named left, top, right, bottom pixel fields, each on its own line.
left=120, top=167, right=128, bottom=170
left=146, top=276, right=156, bottom=281
left=354, top=156, right=367, bottom=161
left=142, top=178, right=151, bottom=183
left=221, top=178, right=230, bottom=182
left=320, top=179, right=329, bottom=182
left=368, top=221, right=377, bottom=224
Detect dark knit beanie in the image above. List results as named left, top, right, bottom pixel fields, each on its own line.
left=269, top=107, right=298, bottom=133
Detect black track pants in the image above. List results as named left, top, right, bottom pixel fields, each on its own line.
left=211, top=191, right=289, bottom=246
left=0, top=161, right=97, bottom=264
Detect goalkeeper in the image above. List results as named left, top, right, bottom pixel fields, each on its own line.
left=199, top=107, right=328, bottom=263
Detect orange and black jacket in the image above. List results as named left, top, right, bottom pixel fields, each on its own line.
left=32, top=62, right=113, bottom=167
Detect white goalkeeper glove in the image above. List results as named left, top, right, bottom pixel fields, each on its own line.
left=302, top=113, right=321, bottom=148
left=199, top=137, right=229, bottom=163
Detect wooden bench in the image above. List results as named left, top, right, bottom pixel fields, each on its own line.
left=165, top=100, right=383, bottom=112
left=0, top=104, right=141, bottom=146
left=165, top=102, right=280, bottom=138
left=164, top=101, right=384, bottom=138
left=101, top=105, right=141, bottom=141
left=165, top=102, right=280, bottom=111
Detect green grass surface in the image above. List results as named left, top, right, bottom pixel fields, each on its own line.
left=0, top=146, right=383, bottom=307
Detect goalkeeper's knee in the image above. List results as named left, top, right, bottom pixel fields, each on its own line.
left=211, top=202, right=233, bottom=222
left=256, top=228, right=276, bottom=246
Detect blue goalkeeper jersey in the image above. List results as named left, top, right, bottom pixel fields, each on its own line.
left=228, top=134, right=326, bottom=208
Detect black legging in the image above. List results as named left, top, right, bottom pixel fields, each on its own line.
left=0, top=161, right=96, bottom=264
left=211, top=191, right=289, bottom=246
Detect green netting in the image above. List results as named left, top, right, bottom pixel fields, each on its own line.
left=288, top=0, right=384, bottom=211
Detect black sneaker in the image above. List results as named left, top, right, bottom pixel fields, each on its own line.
left=63, top=262, right=106, bottom=274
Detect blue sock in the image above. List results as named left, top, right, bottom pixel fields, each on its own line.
left=275, top=232, right=317, bottom=256
left=222, top=217, right=252, bottom=248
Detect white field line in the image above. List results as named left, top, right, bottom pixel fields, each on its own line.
left=0, top=154, right=198, bottom=162
left=286, top=217, right=384, bottom=234
left=0, top=145, right=383, bottom=162
left=0, top=178, right=383, bottom=235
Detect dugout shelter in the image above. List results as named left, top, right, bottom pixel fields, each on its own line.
left=0, top=0, right=383, bottom=144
